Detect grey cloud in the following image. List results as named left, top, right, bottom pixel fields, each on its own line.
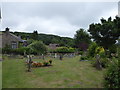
left=1, top=2, right=118, bottom=37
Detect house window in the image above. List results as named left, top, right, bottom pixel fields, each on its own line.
left=11, top=41, right=17, bottom=49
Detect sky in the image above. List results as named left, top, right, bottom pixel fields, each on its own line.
left=1, top=1, right=118, bottom=38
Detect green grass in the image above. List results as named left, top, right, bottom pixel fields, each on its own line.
left=2, top=56, right=106, bottom=88
left=0, top=61, right=2, bottom=89
left=0, top=54, right=2, bottom=89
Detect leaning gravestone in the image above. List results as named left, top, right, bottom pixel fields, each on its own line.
left=95, top=54, right=102, bottom=70
left=27, top=55, right=32, bottom=72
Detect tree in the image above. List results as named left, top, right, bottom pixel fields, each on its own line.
left=28, top=41, right=47, bottom=55
left=74, top=28, right=91, bottom=51
left=31, top=30, right=38, bottom=40
left=88, top=16, right=120, bottom=49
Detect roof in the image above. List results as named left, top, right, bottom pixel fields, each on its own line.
left=0, top=31, right=23, bottom=42
left=9, top=33, right=23, bottom=42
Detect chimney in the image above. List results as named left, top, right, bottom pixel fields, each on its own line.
left=5, top=27, right=10, bottom=34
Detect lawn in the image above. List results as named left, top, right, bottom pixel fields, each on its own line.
left=0, top=61, right=2, bottom=89
left=2, top=55, right=106, bottom=88
left=0, top=54, right=2, bottom=89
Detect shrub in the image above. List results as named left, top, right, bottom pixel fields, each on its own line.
left=79, top=51, right=83, bottom=55
left=91, top=57, right=110, bottom=68
left=28, top=41, right=47, bottom=55
left=104, top=58, right=119, bottom=88
left=88, top=42, right=98, bottom=57
left=49, top=60, right=52, bottom=64
left=95, top=47, right=105, bottom=58
left=80, top=56, right=88, bottom=61
left=2, top=45, right=13, bottom=54
left=100, top=58, right=110, bottom=68
left=43, top=61, right=49, bottom=66
left=109, top=45, right=117, bottom=54
left=54, top=47, right=76, bottom=53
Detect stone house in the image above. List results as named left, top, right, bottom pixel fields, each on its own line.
left=0, top=28, right=23, bottom=49
left=49, top=44, right=59, bottom=50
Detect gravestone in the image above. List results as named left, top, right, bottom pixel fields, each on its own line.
left=59, top=54, right=63, bottom=60
left=27, top=55, right=32, bottom=72
left=95, top=54, right=102, bottom=70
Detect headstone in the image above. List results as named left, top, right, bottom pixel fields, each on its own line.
left=27, top=55, right=32, bottom=72
left=59, top=54, right=63, bottom=60
left=55, top=53, right=57, bottom=58
left=95, top=54, right=102, bottom=70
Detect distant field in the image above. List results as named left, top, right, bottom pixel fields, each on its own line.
left=2, top=56, right=106, bottom=88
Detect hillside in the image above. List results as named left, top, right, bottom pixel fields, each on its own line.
left=12, top=31, right=74, bottom=47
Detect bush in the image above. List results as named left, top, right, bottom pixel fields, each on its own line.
left=109, top=45, right=117, bottom=54
left=88, top=42, right=98, bottom=57
left=43, top=61, right=49, bottom=66
left=80, top=56, right=88, bottom=61
left=2, top=45, right=13, bottom=54
left=104, top=58, right=119, bottom=88
left=79, top=51, right=83, bottom=55
left=55, top=47, right=75, bottom=53
left=28, top=41, right=47, bottom=55
left=100, top=58, right=110, bottom=68
left=91, top=57, right=110, bottom=68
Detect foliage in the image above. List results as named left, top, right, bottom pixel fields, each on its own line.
left=2, top=44, right=13, bottom=54
left=88, top=16, right=120, bottom=49
left=80, top=56, right=88, bottom=61
left=88, top=42, right=98, bottom=57
left=79, top=51, right=84, bottom=55
left=43, top=61, right=49, bottom=66
left=109, top=44, right=117, bottom=54
left=55, top=47, right=76, bottom=53
left=74, top=28, right=91, bottom=51
left=100, top=58, right=110, bottom=68
left=28, top=41, right=47, bottom=55
left=49, top=60, right=52, bottom=64
left=13, top=31, right=74, bottom=47
left=95, top=46, right=105, bottom=58
left=15, top=47, right=35, bottom=55
left=104, top=58, right=119, bottom=88
left=31, top=30, right=39, bottom=40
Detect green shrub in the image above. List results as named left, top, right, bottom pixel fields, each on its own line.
left=95, top=47, right=106, bottom=58
left=109, top=45, right=117, bottom=54
left=100, top=58, right=110, bottom=68
left=88, top=42, right=98, bottom=57
left=2, top=45, right=13, bottom=54
left=80, top=56, right=88, bottom=60
left=91, top=57, right=110, bottom=68
left=43, top=61, right=49, bottom=66
left=55, top=47, right=75, bottom=53
left=79, top=51, right=83, bottom=55
left=104, top=58, right=119, bottom=88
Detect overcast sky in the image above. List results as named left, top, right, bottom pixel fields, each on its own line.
left=1, top=2, right=118, bottom=38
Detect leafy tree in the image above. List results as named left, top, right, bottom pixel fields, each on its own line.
left=74, top=28, right=91, bottom=51
left=88, top=16, right=120, bottom=49
left=28, top=41, right=47, bottom=55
